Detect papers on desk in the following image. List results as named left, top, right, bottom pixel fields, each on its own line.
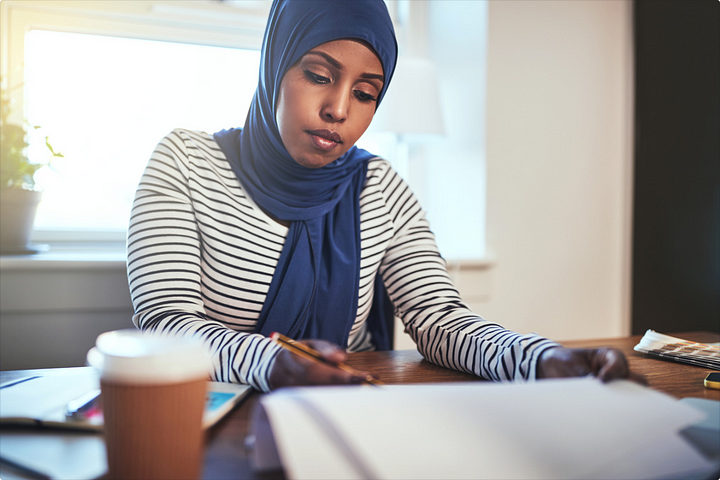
left=0, top=429, right=107, bottom=480
left=0, top=370, right=252, bottom=431
left=634, top=329, right=720, bottom=369
left=0, top=373, right=103, bottom=431
left=250, top=378, right=718, bottom=480
left=0, top=370, right=253, bottom=479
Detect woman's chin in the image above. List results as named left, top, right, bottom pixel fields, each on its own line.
left=292, top=153, right=340, bottom=169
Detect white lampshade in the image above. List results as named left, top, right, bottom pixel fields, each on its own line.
left=370, top=56, right=445, bottom=136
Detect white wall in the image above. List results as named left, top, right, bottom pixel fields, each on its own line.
left=477, top=0, right=634, bottom=341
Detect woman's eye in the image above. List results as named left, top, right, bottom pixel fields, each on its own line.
left=354, top=90, right=377, bottom=103
left=304, top=69, right=330, bottom=84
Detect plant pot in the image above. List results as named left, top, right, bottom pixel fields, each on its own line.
left=0, top=188, right=43, bottom=255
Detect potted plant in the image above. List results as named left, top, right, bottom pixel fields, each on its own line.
left=0, top=81, right=63, bottom=254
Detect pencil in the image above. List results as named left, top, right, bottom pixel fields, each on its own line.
left=270, top=332, right=384, bottom=386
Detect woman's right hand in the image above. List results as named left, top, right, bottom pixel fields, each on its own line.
left=268, top=339, right=369, bottom=389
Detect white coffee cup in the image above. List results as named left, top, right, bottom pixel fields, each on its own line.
left=88, top=329, right=211, bottom=480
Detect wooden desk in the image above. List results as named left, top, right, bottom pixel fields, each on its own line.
left=2, top=332, right=717, bottom=480
left=201, top=331, right=720, bottom=479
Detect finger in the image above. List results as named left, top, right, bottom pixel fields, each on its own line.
left=565, top=349, right=596, bottom=377
left=593, top=348, right=630, bottom=382
left=270, top=349, right=361, bottom=389
left=299, top=341, right=372, bottom=384
left=301, top=339, right=348, bottom=363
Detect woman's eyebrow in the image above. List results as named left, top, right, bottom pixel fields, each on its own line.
left=360, top=73, right=384, bottom=83
left=306, top=51, right=342, bottom=69
left=305, top=51, right=384, bottom=83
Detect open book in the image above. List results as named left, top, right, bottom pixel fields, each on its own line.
left=0, top=369, right=252, bottom=432
left=634, top=330, right=720, bottom=369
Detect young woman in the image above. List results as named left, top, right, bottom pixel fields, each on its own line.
left=127, top=0, right=642, bottom=391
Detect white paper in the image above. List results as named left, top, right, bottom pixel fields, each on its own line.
left=0, top=370, right=251, bottom=430
left=0, top=374, right=100, bottom=424
left=259, top=378, right=706, bottom=480
left=583, top=432, right=716, bottom=480
left=0, top=430, right=107, bottom=480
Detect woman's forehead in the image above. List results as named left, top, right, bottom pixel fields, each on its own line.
left=303, top=39, right=384, bottom=75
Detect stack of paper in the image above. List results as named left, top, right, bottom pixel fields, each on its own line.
left=634, top=330, right=720, bottom=369
left=250, top=378, right=717, bottom=480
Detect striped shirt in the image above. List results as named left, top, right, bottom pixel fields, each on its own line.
left=127, top=129, right=557, bottom=392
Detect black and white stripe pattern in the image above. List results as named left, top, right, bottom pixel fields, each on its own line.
left=127, top=129, right=557, bottom=391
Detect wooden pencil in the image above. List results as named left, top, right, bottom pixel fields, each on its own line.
left=270, top=332, right=384, bottom=386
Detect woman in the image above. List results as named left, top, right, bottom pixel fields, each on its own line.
left=127, top=0, right=641, bottom=390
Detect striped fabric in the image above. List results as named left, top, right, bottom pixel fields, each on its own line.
left=127, top=129, right=557, bottom=392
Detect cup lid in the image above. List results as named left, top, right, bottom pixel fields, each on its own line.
left=87, top=329, right=211, bottom=384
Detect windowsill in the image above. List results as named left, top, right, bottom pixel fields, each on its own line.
left=0, top=242, right=127, bottom=270
left=0, top=243, right=495, bottom=272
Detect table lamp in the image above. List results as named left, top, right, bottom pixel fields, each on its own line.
left=372, top=56, right=445, bottom=136
left=368, top=56, right=445, bottom=191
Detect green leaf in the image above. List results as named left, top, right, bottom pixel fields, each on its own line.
left=1, top=80, right=65, bottom=189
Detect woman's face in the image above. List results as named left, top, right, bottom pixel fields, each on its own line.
left=276, top=39, right=384, bottom=169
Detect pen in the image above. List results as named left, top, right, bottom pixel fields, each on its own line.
left=270, top=332, right=384, bottom=386
left=65, top=388, right=101, bottom=421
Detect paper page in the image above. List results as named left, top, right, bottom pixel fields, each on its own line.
left=260, top=378, right=706, bottom=480
left=1, top=372, right=250, bottom=430
left=583, top=432, right=717, bottom=480
left=0, top=373, right=100, bottom=424
left=634, top=330, right=720, bottom=369
left=0, top=430, right=107, bottom=480
left=263, top=395, right=366, bottom=480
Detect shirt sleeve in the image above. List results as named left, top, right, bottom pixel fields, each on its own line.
left=127, top=129, right=281, bottom=392
left=377, top=163, right=559, bottom=381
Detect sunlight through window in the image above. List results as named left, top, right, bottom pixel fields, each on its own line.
left=26, top=30, right=260, bottom=232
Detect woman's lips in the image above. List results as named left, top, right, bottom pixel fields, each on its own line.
left=307, top=129, right=342, bottom=151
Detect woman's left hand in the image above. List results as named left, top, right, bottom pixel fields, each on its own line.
left=537, top=347, right=647, bottom=384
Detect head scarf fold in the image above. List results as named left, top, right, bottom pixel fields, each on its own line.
left=214, top=0, right=397, bottom=348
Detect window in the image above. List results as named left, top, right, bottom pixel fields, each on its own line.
left=2, top=0, right=269, bottom=242
left=26, top=30, right=260, bottom=233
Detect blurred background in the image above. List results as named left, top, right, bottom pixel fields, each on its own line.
left=1, top=0, right=717, bottom=369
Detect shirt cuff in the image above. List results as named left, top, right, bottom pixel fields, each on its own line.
left=527, top=339, right=561, bottom=381
left=251, top=338, right=283, bottom=392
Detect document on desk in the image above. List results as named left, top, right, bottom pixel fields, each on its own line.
left=1, top=370, right=253, bottom=479
left=634, top=329, right=720, bottom=369
left=0, top=370, right=252, bottom=431
left=253, top=378, right=715, bottom=480
left=0, top=373, right=102, bottom=430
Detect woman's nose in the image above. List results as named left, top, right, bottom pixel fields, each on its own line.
left=320, top=87, right=349, bottom=123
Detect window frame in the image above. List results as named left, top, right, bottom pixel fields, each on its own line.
left=1, top=0, right=270, bottom=244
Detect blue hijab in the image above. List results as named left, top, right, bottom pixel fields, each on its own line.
left=214, top=0, right=397, bottom=349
